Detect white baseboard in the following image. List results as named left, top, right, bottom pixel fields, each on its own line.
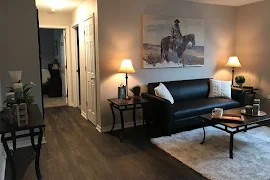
left=96, top=120, right=144, bottom=132
left=81, top=111, right=87, bottom=119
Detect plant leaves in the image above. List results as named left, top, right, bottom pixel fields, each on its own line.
left=24, top=87, right=31, bottom=94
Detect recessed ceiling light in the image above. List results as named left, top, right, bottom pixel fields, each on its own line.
left=45, top=0, right=66, bottom=10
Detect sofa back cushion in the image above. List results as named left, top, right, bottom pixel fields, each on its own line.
left=148, top=79, right=210, bottom=101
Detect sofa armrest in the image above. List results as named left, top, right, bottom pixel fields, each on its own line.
left=141, top=93, right=174, bottom=135
left=231, top=87, right=246, bottom=106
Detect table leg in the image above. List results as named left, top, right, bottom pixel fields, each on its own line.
left=230, top=133, right=234, bottom=159
left=244, top=125, right=247, bottom=132
left=1, top=134, right=16, bottom=180
left=11, top=131, right=16, bottom=156
left=35, top=127, right=43, bottom=180
left=30, top=129, right=37, bottom=151
left=133, top=105, right=136, bottom=128
left=120, top=110, right=124, bottom=142
left=110, top=103, right=116, bottom=134
left=200, top=126, right=206, bottom=144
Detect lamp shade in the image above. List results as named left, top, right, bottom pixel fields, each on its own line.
left=226, top=56, right=242, bottom=68
left=118, top=59, right=135, bottom=73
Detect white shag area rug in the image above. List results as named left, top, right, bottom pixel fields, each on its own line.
left=151, top=126, right=270, bottom=180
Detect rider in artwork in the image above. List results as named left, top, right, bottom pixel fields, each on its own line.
left=171, top=19, right=183, bottom=51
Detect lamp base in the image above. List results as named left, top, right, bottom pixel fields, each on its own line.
left=125, top=96, right=131, bottom=100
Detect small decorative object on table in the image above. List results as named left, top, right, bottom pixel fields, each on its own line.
left=212, top=108, right=223, bottom=118
left=5, top=107, right=15, bottom=124
left=13, top=83, right=24, bottom=100
left=245, top=105, right=253, bottom=115
left=253, top=99, right=260, bottom=115
left=13, top=103, right=28, bottom=126
left=118, top=84, right=126, bottom=99
left=6, top=92, right=15, bottom=106
left=235, top=75, right=245, bottom=88
left=130, top=85, right=141, bottom=101
left=211, top=108, right=243, bottom=122
left=241, top=109, right=266, bottom=117
left=2, top=71, right=35, bottom=126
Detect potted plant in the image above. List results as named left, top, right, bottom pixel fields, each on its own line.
left=235, top=75, right=245, bottom=88
left=130, top=85, right=141, bottom=100
left=5, top=83, right=35, bottom=107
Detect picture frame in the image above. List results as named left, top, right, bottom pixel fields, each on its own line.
left=118, top=86, right=126, bottom=99
left=142, top=14, right=205, bottom=68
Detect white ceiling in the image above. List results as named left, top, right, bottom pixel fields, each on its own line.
left=185, top=0, right=264, bottom=6
left=36, top=0, right=84, bottom=12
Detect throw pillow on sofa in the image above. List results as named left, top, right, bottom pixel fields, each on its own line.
left=154, top=83, right=174, bottom=104
left=209, top=79, right=232, bottom=99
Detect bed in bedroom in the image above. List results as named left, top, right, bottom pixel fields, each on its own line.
left=41, top=69, right=62, bottom=98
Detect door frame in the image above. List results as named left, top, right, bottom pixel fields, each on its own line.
left=71, top=25, right=80, bottom=108
left=39, top=25, right=73, bottom=106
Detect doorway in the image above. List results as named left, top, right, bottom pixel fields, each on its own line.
left=39, top=28, right=68, bottom=108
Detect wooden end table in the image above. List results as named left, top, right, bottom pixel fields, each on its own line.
left=0, top=104, right=45, bottom=180
left=108, top=97, right=149, bottom=142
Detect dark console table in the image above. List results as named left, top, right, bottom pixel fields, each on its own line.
left=108, top=97, right=148, bottom=142
left=0, top=104, right=45, bottom=180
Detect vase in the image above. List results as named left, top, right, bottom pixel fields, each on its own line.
left=14, top=83, right=24, bottom=101
left=9, top=71, right=22, bottom=83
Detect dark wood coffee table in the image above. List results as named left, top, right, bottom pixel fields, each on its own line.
left=200, top=107, right=270, bottom=159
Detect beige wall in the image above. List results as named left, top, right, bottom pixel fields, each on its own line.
left=1, top=0, right=42, bottom=111
left=97, top=0, right=236, bottom=127
left=235, top=1, right=270, bottom=98
left=70, top=0, right=101, bottom=125
left=39, top=11, right=71, bottom=27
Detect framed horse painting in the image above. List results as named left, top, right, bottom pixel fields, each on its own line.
left=142, top=14, right=204, bottom=68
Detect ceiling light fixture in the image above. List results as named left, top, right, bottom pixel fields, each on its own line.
left=46, top=0, right=66, bottom=11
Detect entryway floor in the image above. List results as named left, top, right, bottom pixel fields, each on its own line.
left=43, top=95, right=66, bottom=108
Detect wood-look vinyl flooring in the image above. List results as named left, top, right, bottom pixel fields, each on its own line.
left=5, top=106, right=205, bottom=180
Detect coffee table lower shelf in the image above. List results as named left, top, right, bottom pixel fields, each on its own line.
left=200, top=108, right=270, bottom=159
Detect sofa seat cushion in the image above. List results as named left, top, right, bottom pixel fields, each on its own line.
left=173, top=98, right=240, bottom=120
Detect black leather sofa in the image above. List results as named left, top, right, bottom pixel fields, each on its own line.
left=142, top=79, right=246, bottom=135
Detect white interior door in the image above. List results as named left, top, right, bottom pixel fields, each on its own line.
left=60, top=30, right=68, bottom=103
left=84, top=17, right=97, bottom=125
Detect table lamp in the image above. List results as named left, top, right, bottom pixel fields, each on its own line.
left=118, top=59, right=135, bottom=100
left=226, top=56, right=242, bottom=86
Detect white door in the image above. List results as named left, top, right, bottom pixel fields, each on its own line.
left=84, top=17, right=97, bottom=125
left=60, top=30, right=68, bottom=103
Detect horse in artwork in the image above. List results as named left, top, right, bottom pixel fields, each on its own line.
left=161, top=34, right=196, bottom=64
